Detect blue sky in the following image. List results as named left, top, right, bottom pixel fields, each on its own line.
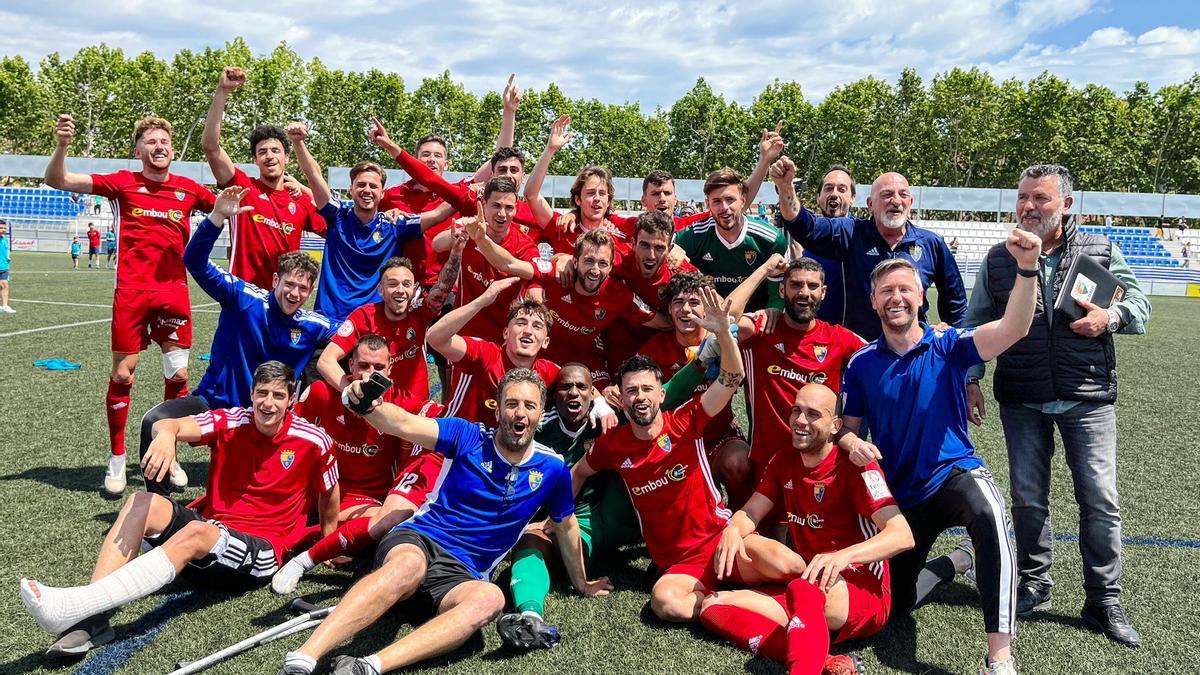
left=0, top=0, right=1196, bottom=111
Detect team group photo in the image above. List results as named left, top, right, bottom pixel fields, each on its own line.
left=1, top=3, right=1198, bottom=674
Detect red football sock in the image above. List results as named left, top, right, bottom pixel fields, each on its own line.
left=105, top=378, right=133, bottom=457
left=785, top=579, right=831, bottom=675
left=164, top=377, right=189, bottom=401
left=699, top=603, right=787, bottom=663
left=307, top=517, right=375, bottom=564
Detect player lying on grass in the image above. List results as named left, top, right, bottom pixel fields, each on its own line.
left=498, top=364, right=641, bottom=650
left=571, top=287, right=803, bottom=623
left=280, top=369, right=612, bottom=675
left=20, top=362, right=339, bottom=658
left=136, top=186, right=336, bottom=494
left=701, top=384, right=914, bottom=675
left=271, top=335, right=446, bottom=594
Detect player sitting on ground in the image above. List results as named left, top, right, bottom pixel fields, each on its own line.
left=20, top=362, right=339, bottom=657
left=280, top=369, right=612, bottom=675
left=571, top=288, right=802, bottom=623
left=498, top=364, right=641, bottom=650
left=702, top=384, right=914, bottom=675
left=44, top=113, right=216, bottom=495
left=135, top=186, right=336, bottom=494
left=271, top=335, right=446, bottom=594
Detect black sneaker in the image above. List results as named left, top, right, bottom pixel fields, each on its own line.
left=1015, top=583, right=1052, bottom=617
left=1082, top=603, right=1141, bottom=648
left=45, top=613, right=114, bottom=658
left=496, top=612, right=561, bottom=650
left=331, top=655, right=380, bottom=675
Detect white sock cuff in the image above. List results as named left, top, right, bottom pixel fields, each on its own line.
left=362, top=655, right=383, bottom=675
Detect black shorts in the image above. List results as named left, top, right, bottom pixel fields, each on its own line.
left=375, top=527, right=475, bottom=619
left=144, top=499, right=278, bottom=590
left=89, top=246, right=100, bottom=255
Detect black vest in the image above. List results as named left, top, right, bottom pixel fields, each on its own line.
left=985, top=218, right=1118, bottom=404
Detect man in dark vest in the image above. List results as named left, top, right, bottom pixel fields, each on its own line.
left=965, top=164, right=1150, bottom=648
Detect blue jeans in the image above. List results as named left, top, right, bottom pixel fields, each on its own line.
left=999, top=402, right=1122, bottom=605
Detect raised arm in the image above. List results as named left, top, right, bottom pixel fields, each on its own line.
left=771, top=155, right=801, bottom=223
left=971, top=228, right=1040, bottom=361
left=347, top=382, right=441, bottom=449
left=726, top=252, right=787, bottom=318
left=44, top=115, right=94, bottom=193
left=287, top=123, right=332, bottom=209
left=201, top=66, right=244, bottom=187
left=369, top=117, right=476, bottom=215
left=691, top=288, right=744, bottom=418
left=467, top=73, right=522, bottom=183
left=427, top=276, right=523, bottom=362
left=743, top=122, right=784, bottom=205
left=524, top=115, right=572, bottom=228
left=463, top=212, right=536, bottom=279
left=183, top=186, right=254, bottom=305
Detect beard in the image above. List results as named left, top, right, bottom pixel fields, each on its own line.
left=784, top=297, right=819, bottom=324
left=878, top=211, right=907, bottom=230
left=1020, top=209, right=1061, bottom=238
left=627, top=401, right=660, bottom=427
left=497, top=419, right=533, bottom=452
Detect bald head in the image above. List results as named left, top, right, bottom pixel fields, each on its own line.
left=789, top=383, right=842, bottom=453
left=868, top=172, right=913, bottom=231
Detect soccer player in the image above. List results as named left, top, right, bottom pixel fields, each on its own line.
left=280, top=369, right=612, bottom=675
left=201, top=66, right=325, bottom=290
left=675, top=167, right=790, bottom=311
left=572, top=288, right=801, bottom=623
left=133, top=187, right=335, bottom=495
left=773, top=156, right=968, bottom=340
left=720, top=254, right=866, bottom=505
left=464, top=222, right=669, bottom=389
left=103, top=226, right=116, bottom=268
left=45, top=113, right=216, bottom=495
left=271, top=336, right=446, bottom=594
left=20, top=362, right=339, bottom=657
left=0, top=219, right=11, bottom=313
left=838, top=234, right=1042, bottom=675
left=429, top=177, right=544, bottom=340
left=499, top=364, right=641, bottom=649
left=288, top=124, right=430, bottom=324
left=85, top=223, right=101, bottom=268
left=315, top=244, right=462, bottom=410
left=426, top=278, right=560, bottom=422
left=702, top=384, right=913, bottom=675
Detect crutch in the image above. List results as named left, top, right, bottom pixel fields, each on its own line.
left=167, top=599, right=333, bottom=675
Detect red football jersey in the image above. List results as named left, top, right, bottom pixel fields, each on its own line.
left=294, top=380, right=404, bottom=503
left=741, top=317, right=865, bottom=465
left=445, top=337, right=560, bottom=423
left=458, top=227, right=542, bottom=340
left=87, top=229, right=101, bottom=248
left=533, top=264, right=657, bottom=384
left=586, top=399, right=731, bottom=568
left=382, top=178, right=466, bottom=287
left=90, top=170, right=215, bottom=290
left=331, top=300, right=438, bottom=411
left=607, top=210, right=709, bottom=233
left=756, top=450, right=897, bottom=583
left=611, top=253, right=697, bottom=314
left=191, top=407, right=338, bottom=560
left=543, top=213, right=634, bottom=257
left=637, top=330, right=735, bottom=434
left=221, top=168, right=324, bottom=290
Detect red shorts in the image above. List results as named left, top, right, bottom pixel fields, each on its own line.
left=339, top=492, right=385, bottom=512
left=387, top=452, right=445, bottom=509
left=761, top=566, right=890, bottom=643
left=111, top=287, right=193, bottom=353
left=660, top=533, right=740, bottom=594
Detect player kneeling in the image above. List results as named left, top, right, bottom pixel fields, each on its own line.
left=703, top=384, right=913, bottom=674
left=19, top=362, right=339, bottom=657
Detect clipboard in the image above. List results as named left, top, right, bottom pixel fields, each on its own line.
left=1054, top=253, right=1127, bottom=322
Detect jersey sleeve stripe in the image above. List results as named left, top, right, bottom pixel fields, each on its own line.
left=694, top=440, right=731, bottom=521
left=446, top=372, right=472, bottom=418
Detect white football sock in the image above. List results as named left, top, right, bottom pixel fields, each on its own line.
left=271, top=552, right=315, bottom=595
left=361, top=655, right=383, bottom=675
left=283, top=651, right=317, bottom=674
left=20, top=547, right=176, bottom=635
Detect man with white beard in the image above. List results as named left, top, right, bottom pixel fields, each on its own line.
left=772, top=157, right=967, bottom=340
left=963, top=164, right=1149, bottom=648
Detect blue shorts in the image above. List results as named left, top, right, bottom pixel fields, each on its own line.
left=0, top=270, right=8, bottom=281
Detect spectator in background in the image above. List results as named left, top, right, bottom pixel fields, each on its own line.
left=1182, top=241, right=1191, bottom=268
left=965, top=164, right=1150, bottom=648
left=86, top=223, right=101, bottom=268
left=92, top=195, right=102, bottom=215
left=0, top=219, right=12, bottom=313
left=104, top=227, right=116, bottom=268
left=70, top=237, right=81, bottom=270
left=950, top=237, right=960, bottom=256
left=1104, top=214, right=1113, bottom=228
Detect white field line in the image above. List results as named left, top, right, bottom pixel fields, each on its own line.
left=8, top=299, right=220, bottom=313
left=0, top=318, right=111, bottom=338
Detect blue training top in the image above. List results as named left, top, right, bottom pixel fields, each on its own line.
left=841, top=324, right=984, bottom=509
left=398, top=417, right=575, bottom=580
left=184, top=217, right=336, bottom=408
left=313, top=201, right=421, bottom=323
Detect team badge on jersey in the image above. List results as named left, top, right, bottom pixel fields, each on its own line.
left=656, top=434, right=672, bottom=454
left=372, top=230, right=383, bottom=243
left=528, top=469, right=544, bottom=491
left=288, top=202, right=297, bottom=214
left=175, top=190, right=186, bottom=201
left=813, top=345, right=828, bottom=363
left=814, top=482, right=826, bottom=502
left=406, top=327, right=416, bottom=341
left=290, top=328, right=303, bottom=345
left=280, top=450, right=296, bottom=469
left=337, top=320, right=354, bottom=338
left=594, top=307, right=606, bottom=320
left=908, top=245, right=923, bottom=261
left=667, top=463, right=687, bottom=481
left=744, top=251, right=758, bottom=265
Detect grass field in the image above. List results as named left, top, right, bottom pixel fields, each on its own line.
left=1, top=250, right=1198, bottom=675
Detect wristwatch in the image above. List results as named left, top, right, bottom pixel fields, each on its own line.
left=1106, top=308, right=1121, bottom=333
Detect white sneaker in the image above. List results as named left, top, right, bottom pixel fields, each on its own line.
left=980, top=655, right=1018, bottom=674
left=0, top=305, right=15, bottom=313
left=271, top=552, right=315, bottom=595
left=103, top=456, right=126, bottom=496
left=169, top=462, right=188, bottom=489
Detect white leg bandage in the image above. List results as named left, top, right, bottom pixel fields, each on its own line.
left=163, top=349, right=190, bottom=379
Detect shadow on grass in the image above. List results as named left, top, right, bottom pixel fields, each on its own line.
left=0, top=460, right=208, bottom=497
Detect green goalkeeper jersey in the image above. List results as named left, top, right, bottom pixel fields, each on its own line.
left=674, top=215, right=789, bottom=311
left=536, top=406, right=614, bottom=518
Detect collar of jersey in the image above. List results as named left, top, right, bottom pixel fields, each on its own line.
left=873, top=322, right=935, bottom=357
